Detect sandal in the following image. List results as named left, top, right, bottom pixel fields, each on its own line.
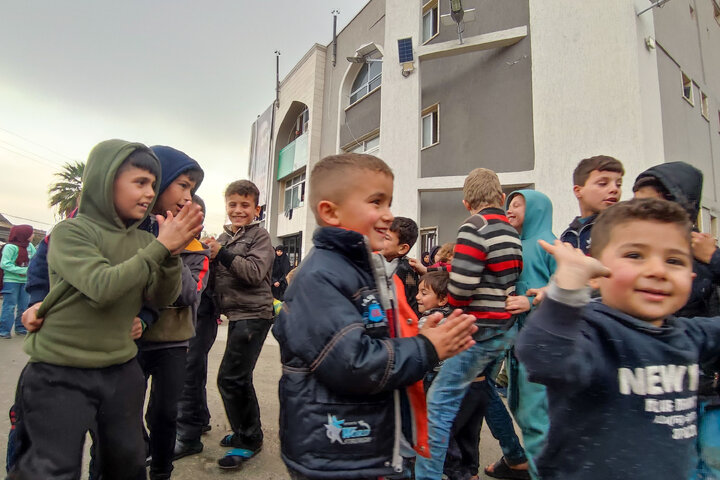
left=484, top=457, right=530, bottom=480
left=219, top=433, right=234, bottom=447
left=217, top=446, right=262, bottom=470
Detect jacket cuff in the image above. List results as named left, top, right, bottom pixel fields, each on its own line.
left=546, top=278, right=592, bottom=307
left=417, top=334, right=440, bottom=367
left=216, top=247, right=235, bottom=269
left=138, top=307, right=159, bottom=329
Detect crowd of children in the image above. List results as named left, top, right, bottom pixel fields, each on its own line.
left=2, top=140, right=719, bottom=480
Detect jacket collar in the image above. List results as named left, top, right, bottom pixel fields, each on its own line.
left=313, top=227, right=372, bottom=271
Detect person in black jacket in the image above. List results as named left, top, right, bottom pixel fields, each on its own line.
left=517, top=199, right=720, bottom=480
left=271, top=245, right=291, bottom=301
left=272, top=153, right=477, bottom=480
left=633, top=162, right=720, bottom=478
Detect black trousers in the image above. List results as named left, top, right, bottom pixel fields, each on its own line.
left=9, top=360, right=146, bottom=480
left=444, top=381, right=489, bottom=479
left=176, top=315, right=219, bottom=442
left=137, top=347, right=187, bottom=477
left=217, top=318, right=271, bottom=448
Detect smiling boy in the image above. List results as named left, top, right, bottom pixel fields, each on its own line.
left=206, top=179, right=274, bottom=470
left=10, top=140, right=202, bottom=479
left=272, top=153, right=478, bottom=480
left=516, top=198, right=720, bottom=480
left=560, top=155, right=624, bottom=254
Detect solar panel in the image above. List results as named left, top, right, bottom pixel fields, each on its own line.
left=397, top=38, right=414, bottom=64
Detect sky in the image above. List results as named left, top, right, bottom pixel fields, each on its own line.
left=0, top=0, right=367, bottom=234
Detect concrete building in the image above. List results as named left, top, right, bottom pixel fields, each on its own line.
left=248, top=0, right=720, bottom=260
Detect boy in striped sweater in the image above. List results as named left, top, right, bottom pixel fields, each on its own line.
left=415, top=168, right=523, bottom=480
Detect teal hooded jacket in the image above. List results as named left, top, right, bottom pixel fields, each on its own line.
left=506, top=189, right=556, bottom=298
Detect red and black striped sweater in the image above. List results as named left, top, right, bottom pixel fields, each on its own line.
left=448, top=207, right=523, bottom=329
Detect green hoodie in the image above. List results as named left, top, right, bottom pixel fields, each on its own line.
left=25, top=140, right=182, bottom=368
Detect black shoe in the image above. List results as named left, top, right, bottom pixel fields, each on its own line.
left=201, top=424, right=211, bottom=434
left=173, top=439, right=204, bottom=461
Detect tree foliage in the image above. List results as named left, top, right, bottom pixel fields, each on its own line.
left=48, top=161, right=84, bottom=219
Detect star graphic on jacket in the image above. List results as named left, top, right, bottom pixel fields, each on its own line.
left=325, top=414, right=344, bottom=444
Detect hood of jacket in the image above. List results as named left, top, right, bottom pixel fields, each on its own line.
left=78, top=139, right=160, bottom=231
left=507, top=189, right=557, bottom=293
left=633, top=162, right=703, bottom=221
left=151, top=145, right=204, bottom=195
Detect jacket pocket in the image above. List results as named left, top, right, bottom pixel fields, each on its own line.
left=280, top=372, right=395, bottom=469
left=142, top=306, right=195, bottom=342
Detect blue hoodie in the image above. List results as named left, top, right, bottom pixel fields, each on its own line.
left=506, top=190, right=556, bottom=299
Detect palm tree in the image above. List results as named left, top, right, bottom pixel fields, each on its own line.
left=48, top=161, right=84, bottom=218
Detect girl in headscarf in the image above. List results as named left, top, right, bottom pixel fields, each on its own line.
left=1, top=225, right=36, bottom=338
left=271, top=245, right=292, bottom=301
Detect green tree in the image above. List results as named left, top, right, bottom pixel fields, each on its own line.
left=48, top=161, right=84, bottom=218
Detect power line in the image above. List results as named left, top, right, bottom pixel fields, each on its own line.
left=0, top=126, right=80, bottom=163
left=0, top=212, right=54, bottom=227
left=0, top=142, right=63, bottom=170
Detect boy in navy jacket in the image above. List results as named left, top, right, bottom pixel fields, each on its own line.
left=516, top=198, right=720, bottom=480
left=272, top=153, right=478, bottom=480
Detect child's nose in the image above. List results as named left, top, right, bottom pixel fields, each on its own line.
left=645, top=256, right=667, bottom=277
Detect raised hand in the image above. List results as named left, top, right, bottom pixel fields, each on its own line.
left=538, top=239, right=610, bottom=290
left=420, top=308, right=477, bottom=360
left=691, top=232, right=717, bottom=264
left=156, top=201, right=204, bottom=255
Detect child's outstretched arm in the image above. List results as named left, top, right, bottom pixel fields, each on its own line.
left=515, top=240, right=610, bottom=390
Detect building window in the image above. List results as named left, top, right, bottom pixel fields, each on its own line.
left=420, top=227, right=438, bottom=257
left=701, top=92, right=709, bottom=119
left=421, top=104, right=439, bottom=149
left=350, top=61, right=382, bottom=105
left=349, top=134, right=380, bottom=155
left=422, top=0, right=439, bottom=44
left=283, top=171, right=306, bottom=212
left=681, top=73, right=693, bottom=104
left=294, top=108, right=309, bottom=139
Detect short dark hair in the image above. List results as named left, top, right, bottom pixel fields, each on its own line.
left=182, top=167, right=204, bottom=187
left=632, top=176, right=671, bottom=198
left=116, top=149, right=160, bottom=180
left=420, top=270, right=450, bottom=298
left=390, top=217, right=418, bottom=250
left=225, top=180, right=260, bottom=207
left=590, top=198, right=691, bottom=257
left=573, top=155, right=625, bottom=187
left=309, top=153, right=394, bottom=219
left=192, top=194, right=206, bottom=215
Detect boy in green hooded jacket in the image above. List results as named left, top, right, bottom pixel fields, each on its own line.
left=9, top=139, right=203, bottom=480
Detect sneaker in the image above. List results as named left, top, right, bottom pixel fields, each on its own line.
left=0, top=334, right=11, bottom=339
left=15, top=330, right=27, bottom=336
left=173, top=439, right=203, bottom=461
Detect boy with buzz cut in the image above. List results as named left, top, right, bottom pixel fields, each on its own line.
left=382, top=216, right=421, bottom=314
left=273, top=153, right=478, bottom=480
left=561, top=155, right=624, bottom=254
left=9, top=139, right=204, bottom=479
left=415, top=167, right=524, bottom=480
left=516, top=198, right=720, bottom=480
left=206, top=179, right=274, bottom=470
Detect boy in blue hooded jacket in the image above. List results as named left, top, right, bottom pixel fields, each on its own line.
left=501, top=189, right=556, bottom=479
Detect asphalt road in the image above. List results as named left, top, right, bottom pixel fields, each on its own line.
left=0, top=304, right=506, bottom=479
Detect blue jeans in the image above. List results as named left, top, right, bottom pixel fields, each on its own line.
left=0, top=282, right=28, bottom=336
left=482, top=377, right=527, bottom=465
left=691, top=402, right=720, bottom=479
left=415, top=325, right=517, bottom=480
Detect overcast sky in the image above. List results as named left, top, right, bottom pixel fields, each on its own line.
left=0, top=0, right=367, bottom=233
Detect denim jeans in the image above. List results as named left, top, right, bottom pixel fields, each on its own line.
left=0, top=282, right=29, bottom=336
left=415, top=324, right=517, bottom=480
left=481, top=377, right=526, bottom=465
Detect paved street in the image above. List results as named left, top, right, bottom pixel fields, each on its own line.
left=0, top=307, right=505, bottom=479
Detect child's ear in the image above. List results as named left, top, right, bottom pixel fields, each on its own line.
left=399, top=243, right=410, bottom=256
left=317, top=200, right=341, bottom=227
left=462, top=199, right=472, bottom=212
left=573, top=184, right=583, bottom=200
left=438, top=294, right=448, bottom=306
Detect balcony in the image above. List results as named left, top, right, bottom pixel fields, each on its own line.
left=277, top=131, right=309, bottom=180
